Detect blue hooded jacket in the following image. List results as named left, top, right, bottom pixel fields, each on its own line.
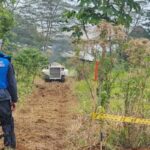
left=0, top=52, right=18, bottom=102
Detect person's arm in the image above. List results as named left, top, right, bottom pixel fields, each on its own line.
left=7, top=63, right=18, bottom=103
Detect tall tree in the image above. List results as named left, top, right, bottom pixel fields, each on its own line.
left=0, top=0, right=15, bottom=38
left=139, top=0, right=150, bottom=35
left=64, top=0, right=140, bottom=38
left=64, top=0, right=141, bottom=107
left=130, top=0, right=150, bottom=35
left=15, top=0, right=72, bottom=50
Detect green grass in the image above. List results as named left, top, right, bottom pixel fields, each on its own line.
left=17, top=78, right=34, bottom=102
left=74, top=80, right=93, bottom=114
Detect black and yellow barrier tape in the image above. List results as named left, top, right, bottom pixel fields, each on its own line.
left=92, top=113, right=150, bottom=126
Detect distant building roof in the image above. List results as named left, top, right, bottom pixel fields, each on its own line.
left=62, top=51, right=94, bottom=62
left=79, top=51, right=94, bottom=62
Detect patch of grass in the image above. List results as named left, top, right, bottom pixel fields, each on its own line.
left=17, top=77, right=34, bottom=103
left=74, top=80, right=93, bottom=114
left=109, top=99, right=124, bottom=114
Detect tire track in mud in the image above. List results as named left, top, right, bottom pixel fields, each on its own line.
left=13, top=80, right=77, bottom=150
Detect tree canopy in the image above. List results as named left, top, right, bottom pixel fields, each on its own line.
left=64, top=0, right=141, bottom=38
left=0, top=1, right=14, bottom=38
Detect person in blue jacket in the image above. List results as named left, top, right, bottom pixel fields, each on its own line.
left=0, top=52, right=18, bottom=150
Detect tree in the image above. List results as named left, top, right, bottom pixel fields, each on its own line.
left=139, top=0, right=150, bottom=36
left=64, top=0, right=140, bottom=38
left=14, top=47, right=48, bottom=84
left=0, top=0, right=15, bottom=38
left=15, top=0, right=72, bottom=50
left=64, top=0, right=140, bottom=108
left=131, top=0, right=150, bottom=37
left=14, top=47, right=48, bottom=98
left=10, top=14, right=45, bottom=48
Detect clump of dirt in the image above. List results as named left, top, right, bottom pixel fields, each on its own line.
left=12, top=80, right=78, bottom=150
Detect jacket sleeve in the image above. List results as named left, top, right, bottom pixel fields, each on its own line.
left=7, top=63, right=18, bottom=103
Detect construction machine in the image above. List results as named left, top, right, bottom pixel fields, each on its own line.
left=42, top=62, right=68, bottom=82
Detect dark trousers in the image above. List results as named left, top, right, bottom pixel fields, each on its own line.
left=0, top=101, right=16, bottom=148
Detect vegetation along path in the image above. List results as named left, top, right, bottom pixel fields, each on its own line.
left=14, top=79, right=78, bottom=150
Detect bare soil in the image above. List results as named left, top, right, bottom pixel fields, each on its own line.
left=15, top=79, right=78, bottom=150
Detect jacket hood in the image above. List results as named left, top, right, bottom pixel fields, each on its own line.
left=0, top=52, right=11, bottom=62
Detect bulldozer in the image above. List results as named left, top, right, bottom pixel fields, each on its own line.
left=42, top=62, right=68, bottom=82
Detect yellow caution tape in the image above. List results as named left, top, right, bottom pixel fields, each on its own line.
left=92, top=113, right=150, bottom=126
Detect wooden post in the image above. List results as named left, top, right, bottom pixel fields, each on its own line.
left=94, top=61, right=99, bottom=81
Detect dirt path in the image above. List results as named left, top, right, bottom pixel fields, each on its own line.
left=14, top=80, right=78, bottom=150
